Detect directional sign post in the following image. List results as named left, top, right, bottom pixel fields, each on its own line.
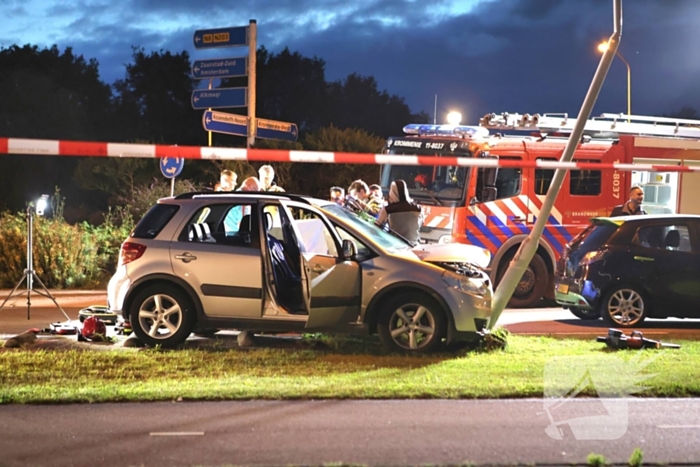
left=160, top=158, right=185, bottom=197
left=191, top=87, right=247, bottom=109
left=192, top=20, right=256, bottom=148
left=203, top=110, right=249, bottom=137
left=256, top=118, right=299, bottom=142
left=193, top=26, right=248, bottom=49
left=192, top=57, right=247, bottom=80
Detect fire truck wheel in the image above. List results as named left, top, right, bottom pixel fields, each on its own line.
left=495, top=253, right=548, bottom=308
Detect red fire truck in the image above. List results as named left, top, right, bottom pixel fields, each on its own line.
left=380, top=112, right=700, bottom=307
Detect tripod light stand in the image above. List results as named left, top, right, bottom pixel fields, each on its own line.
left=0, top=197, right=71, bottom=321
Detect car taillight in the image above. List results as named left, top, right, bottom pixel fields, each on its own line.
left=119, top=242, right=147, bottom=266
left=579, top=250, right=608, bottom=266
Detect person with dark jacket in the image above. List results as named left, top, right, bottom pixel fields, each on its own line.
left=611, top=186, right=647, bottom=216
left=377, top=179, right=423, bottom=245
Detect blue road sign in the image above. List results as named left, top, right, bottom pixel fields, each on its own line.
left=191, top=87, right=247, bottom=109
left=203, top=110, right=249, bottom=137
left=256, top=118, right=299, bottom=142
left=192, top=57, right=247, bottom=80
left=193, top=26, right=248, bottom=49
left=160, top=157, right=184, bottom=179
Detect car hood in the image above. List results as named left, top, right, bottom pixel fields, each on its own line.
left=410, top=243, right=491, bottom=269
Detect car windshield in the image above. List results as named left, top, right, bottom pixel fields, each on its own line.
left=380, top=140, right=472, bottom=205
left=318, top=203, right=412, bottom=252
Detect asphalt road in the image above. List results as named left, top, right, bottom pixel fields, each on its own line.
left=1, top=399, right=699, bottom=466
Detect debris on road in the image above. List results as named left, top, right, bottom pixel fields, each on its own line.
left=597, top=328, right=681, bottom=350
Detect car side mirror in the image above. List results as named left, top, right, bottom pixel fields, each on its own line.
left=341, top=239, right=357, bottom=260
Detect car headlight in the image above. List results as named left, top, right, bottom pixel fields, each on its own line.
left=441, top=271, right=489, bottom=296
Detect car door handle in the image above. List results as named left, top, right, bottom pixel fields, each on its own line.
left=311, top=265, right=327, bottom=273
left=511, top=216, right=525, bottom=224
left=633, top=256, right=654, bottom=262
left=175, top=252, right=197, bottom=263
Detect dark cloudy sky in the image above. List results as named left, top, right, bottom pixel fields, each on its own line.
left=1, top=0, right=698, bottom=124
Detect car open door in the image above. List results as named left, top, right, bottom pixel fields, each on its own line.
left=281, top=202, right=362, bottom=329
left=171, top=200, right=264, bottom=319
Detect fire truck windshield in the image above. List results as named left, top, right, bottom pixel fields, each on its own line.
left=380, top=139, right=472, bottom=206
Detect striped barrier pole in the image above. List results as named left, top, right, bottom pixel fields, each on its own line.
left=1, top=137, right=699, bottom=172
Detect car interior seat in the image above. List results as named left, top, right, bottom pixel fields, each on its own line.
left=188, top=223, right=204, bottom=242
left=664, top=229, right=681, bottom=251
left=263, top=212, right=305, bottom=313
left=236, top=214, right=253, bottom=244
left=200, top=223, right=216, bottom=243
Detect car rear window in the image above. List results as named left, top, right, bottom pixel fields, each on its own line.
left=569, top=222, right=618, bottom=252
left=131, top=204, right=180, bottom=239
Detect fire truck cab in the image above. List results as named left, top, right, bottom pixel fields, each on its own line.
left=380, top=113, right=700, bottom=308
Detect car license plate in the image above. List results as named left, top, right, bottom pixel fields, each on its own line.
left=556, top=283, right=569, bottom=294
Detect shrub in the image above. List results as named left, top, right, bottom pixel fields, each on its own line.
left=0, top=206, right=135, bottom=289
left=81, top=205, right=135, bottom=278
left=0, top=211, right=98, bottom=288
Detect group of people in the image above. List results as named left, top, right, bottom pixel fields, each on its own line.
left=213, top=165, right=284, bottom=236
left=331, top=178, right=423, bottom=246
left=215, top=165, right=285, bottom=194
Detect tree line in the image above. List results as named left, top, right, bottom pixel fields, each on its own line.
left=0, top=44, right=428, bottom=222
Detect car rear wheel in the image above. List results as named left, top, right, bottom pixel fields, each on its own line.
left=377, top=292, right=446, bottom=354
left=129, top=285, right=196, bottom=348
left=600, top=286, right=647, bottom=327
left=569, top=307, right=600, bottom=320
left=495, top=253, right=548, bottom=308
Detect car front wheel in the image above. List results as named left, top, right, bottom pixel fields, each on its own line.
left=377, top=292, right=447, bottom=354
left=569, top=307, right=600, bottom=320
left=600, top=286, right=647, bottom=327
left=129, top=285, right=196, bottom=348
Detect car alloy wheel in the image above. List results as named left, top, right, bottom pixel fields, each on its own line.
left=130, top=285, right=196, bottom=347
left=378, top=292, right=446, bottom=353
left=603, top=287, right=647, bottom=327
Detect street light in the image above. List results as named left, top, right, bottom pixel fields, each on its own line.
left=446, top=111, right=462, bottom=125
left=598, top=41, right=631, bottom=116
left=35, top=194, right=49, bottom=217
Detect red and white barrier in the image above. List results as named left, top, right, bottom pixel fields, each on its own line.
left=2, top=137, right=700, bottom=172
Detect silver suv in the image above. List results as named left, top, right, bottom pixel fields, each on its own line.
left=108, top=192, right=493, bottom=353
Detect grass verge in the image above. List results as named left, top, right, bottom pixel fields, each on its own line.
left=1, top=335, right=699, bottom=404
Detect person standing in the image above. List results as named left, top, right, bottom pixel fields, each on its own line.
left=348, top=179, right=382, bottom=217
left=369, top=184, right=386, bottom=208
left=330, top=186, right=345, bottom=205
left=377, top=179, right=423, bottom=246
left=259, top=165, right=285, bottom=192
left=611, top=186, right=647, bottom=216
left=216, top=169, right=237, bottom=192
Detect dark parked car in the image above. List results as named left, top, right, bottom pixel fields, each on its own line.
left=555, top=215, right=700, bottom=327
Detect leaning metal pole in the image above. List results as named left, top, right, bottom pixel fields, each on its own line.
left=489, top=0, right=623, bottom=328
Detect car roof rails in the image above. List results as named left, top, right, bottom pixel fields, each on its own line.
left=174, top=191, right=312, bottom=205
